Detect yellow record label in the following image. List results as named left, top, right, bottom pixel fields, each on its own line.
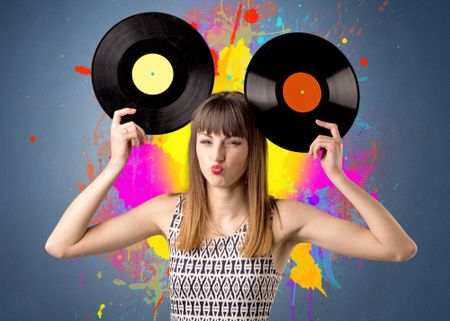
left=131, top=53, right=174, bottom=95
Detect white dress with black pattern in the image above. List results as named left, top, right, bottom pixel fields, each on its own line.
left=168, top=193, right=283, bottom=321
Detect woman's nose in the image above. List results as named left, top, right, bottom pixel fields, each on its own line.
left=212, top=144, right=225, bottom=162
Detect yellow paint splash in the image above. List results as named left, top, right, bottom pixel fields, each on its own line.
left=97, top=303, right=106, bottom=319
left=290, top=243, right=327, bottom=297
left=96, top=271, right=102, bottom=279
left=267, top=140, right=305, bottom=198
left=213, top=38, right=252, bottom=92
left=147, top=234, right=170, bottom=260
left=151, top=125, right=190, bottom=191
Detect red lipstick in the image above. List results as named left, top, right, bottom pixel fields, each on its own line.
left=211, top=165, right=223, bottom=175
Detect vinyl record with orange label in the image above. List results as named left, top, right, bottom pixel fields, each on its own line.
left=91, top=12, right=214, bottom=134
left=245, top=32, right=359, bottom=153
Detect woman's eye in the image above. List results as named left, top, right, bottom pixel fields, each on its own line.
left=199, top=140, right=241, bottom=145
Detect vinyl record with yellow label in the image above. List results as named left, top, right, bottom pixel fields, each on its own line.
left=245, top=32, right=359, bottom=153
left=92, top=12, right=214, bottom=134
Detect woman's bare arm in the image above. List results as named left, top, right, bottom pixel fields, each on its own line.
left=45, top=173, right=176, bottom=259
left=45, top=107, right=153, bottom=258
left=280, top=173, right=417, bottom=262
left=284, top=119, right=418, bottom=262
left=282, top=174, right=417, bottom=262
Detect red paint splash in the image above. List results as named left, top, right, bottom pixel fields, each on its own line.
left=29, top=135, right=37, bottom=143
left=74, top=65, right=91, bottom=75
left=360, top=57, right=368, bottom=67
left=153, top=293, right=164, bottom=314
left=230, top=3, right=243, bottom=45
left=244, top=8, right=259, bottom=23
left=210, top=48, right=219, bottom=75
left=190, top=21, right=199, bottom=30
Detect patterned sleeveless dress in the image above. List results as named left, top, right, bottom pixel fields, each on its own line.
left=168, top=193, right=283, bottom=321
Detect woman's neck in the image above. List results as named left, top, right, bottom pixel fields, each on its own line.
left=206, top=184, right=248, bottom=224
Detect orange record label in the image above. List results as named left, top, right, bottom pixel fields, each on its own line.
left=282, top=72, right=322, bottom=113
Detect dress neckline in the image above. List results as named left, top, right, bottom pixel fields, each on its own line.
left=203, top=221, right=248, bottom=242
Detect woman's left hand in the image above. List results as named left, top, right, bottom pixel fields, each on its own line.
left=308, top=119, right=345, bottom=179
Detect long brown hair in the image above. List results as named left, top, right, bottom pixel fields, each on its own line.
left=175, top=91, right=280, bottom=258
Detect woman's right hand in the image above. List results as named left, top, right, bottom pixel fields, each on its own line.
left=109, top=107, right=148, bottom=167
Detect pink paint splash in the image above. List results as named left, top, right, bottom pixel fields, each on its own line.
left=113, top=143, right=173, bottom=209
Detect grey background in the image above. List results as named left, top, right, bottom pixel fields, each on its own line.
left=1, top=0, right=449, bottom=320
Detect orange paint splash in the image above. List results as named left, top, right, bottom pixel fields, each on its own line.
left=76, top=160, right=95, bottom=192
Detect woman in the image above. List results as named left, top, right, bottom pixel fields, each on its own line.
left=45, top=91, right=417, bottom=320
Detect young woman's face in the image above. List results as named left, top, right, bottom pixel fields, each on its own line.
left=196, top=131, right=249, bottom=189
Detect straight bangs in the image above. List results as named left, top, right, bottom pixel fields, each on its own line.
left=191, top=95, right=249, bottom=140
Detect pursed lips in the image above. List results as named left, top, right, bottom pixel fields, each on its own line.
left=211, top=165, right=223, bottom=174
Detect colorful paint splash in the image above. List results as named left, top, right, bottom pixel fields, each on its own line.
left=74, top=1, right=390, bottom=320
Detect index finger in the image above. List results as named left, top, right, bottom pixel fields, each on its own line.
left=112, top=108, right=136, bottom=126
left=315, top=119, right=341, bottom=140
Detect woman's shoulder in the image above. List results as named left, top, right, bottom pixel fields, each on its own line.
left=271, top=196, right=308, bottom=208
left=160, top=192, right=186, bottom=209
left=155, top=192, right=186, bottom=240
left=270, top=196, right=294, bottom=214
left=270, top=197, right=314, bottom=244
left=165, top=192, right=185, bottom=199
left=145, top=193, right=184, bottom=219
